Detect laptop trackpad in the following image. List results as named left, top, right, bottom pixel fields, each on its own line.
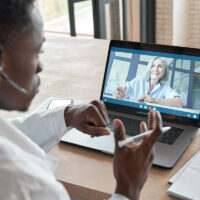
left=62, top=129, right=115, bottom=153
left=86, top=132, right=115, bottom=153
left=62, top=129, right=91, bottom=145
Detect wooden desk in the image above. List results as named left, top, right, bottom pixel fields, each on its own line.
left=1, top=33, right=200, bottom=200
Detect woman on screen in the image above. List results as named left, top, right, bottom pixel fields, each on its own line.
left=115, top=57, right=182, bottom=108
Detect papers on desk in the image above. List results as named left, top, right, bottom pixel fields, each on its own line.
left=167, top=149, right=200, bottom=200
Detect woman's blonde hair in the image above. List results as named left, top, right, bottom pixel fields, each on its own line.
left=145, top=56, right=169, bottom=84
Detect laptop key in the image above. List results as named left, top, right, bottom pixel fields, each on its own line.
left=158, top=127, right=183, bottom=145
left=108, top=114, right=183, bottom=145
left=108, top=114, right=141, bottom=137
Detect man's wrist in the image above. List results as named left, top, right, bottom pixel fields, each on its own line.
left=115, top=181, right=139, bottom=200
left=64, top=105, right=73, bottom=127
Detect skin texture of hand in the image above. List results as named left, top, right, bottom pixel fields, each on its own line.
left=64, top=100, right=110, bottom=137
left=115, top=87, right=127, bottom=99
left=113, top=110, right=163, bottom=200
left=138, top=94, right=155, bottom=103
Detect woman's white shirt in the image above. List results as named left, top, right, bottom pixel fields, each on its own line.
left=126, top=77, right=180, bottom=100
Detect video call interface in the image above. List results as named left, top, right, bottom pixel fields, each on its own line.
left=102, top=47, right=200, bottom=119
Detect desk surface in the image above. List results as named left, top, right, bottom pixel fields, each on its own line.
left=1, top=33, right=200, bottom=200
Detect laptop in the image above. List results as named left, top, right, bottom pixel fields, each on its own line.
left=60, top=40, right=200, bottom=168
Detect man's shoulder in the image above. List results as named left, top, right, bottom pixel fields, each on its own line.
left=0, top=136, right=27, bottom=169
left=0, top=136, right=70, bottom=199
left=0, top=136, right=16, bottom=157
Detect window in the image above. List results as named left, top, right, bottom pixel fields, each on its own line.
left=38, top=0, right=93, bottom=35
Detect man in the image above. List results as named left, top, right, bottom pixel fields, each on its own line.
left=0, top=1, right=163, bottom=199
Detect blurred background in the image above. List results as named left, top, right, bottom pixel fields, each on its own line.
left=35, top=0, right=200, bottom=48
left=35, top=0, right=200, bottom=110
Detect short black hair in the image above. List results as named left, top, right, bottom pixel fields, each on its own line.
left=0, top=0, right=35, bottom=48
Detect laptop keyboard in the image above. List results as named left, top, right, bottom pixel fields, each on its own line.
left=158, top=127, right=183, bottom=145
left=108, top=114, right=183, bottom=145
left=108, top=114, right=141, bottom=137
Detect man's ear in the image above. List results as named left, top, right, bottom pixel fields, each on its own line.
left=0, top=44, right=3, bottom=66
left=0, top=45, right=7, bottom=69
left=0, top=44, right=3, bottom=57
left=0, top=44, right=4, bottom=66
left=0, top=45, right=4, bottom=81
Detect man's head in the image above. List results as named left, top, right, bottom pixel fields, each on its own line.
left=0, top=0, right=44, bottom=111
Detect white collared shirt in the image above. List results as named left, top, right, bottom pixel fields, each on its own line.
left=0, top=105, right=129, bottom=200
left=0, top=107, right=71, bottom=200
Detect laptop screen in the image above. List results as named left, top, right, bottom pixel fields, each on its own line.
left=101, top=40, right=200, bottom=123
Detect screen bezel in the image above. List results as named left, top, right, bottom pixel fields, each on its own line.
left=100, top=40, right=200, bottom=127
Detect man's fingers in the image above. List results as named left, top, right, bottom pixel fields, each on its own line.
left=140, top=111, right=163, bottom=155
left=140, top=121, right=147, bottom=133
left=84, top=125, right=110, bottom=137
left=148, top=110, right=154, bottom=130
left=101, top=101, right=110, bottom=124
left=154, top=111, right=163, bottom=130
left=113, top=119, right=126, bottom=147
left=90, top=100, right=109, bottom=125
left=86, top=104, right=108, bottom=127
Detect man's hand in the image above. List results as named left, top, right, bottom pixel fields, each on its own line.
left=64, top=100, right=110, bottom=137
left=113, top=110, right=162, bottom=200
left=115, top=87, right=127, bottom=99
left=138, top=94, right=155, bottom=103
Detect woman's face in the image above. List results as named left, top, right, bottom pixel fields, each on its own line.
left=150, top=58, right=165, bottom=81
